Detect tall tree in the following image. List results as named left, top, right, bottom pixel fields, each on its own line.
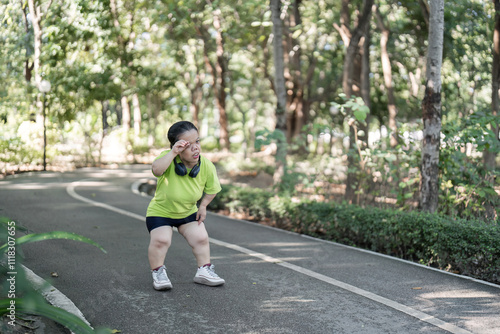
left=270, top=0, right=288, bottom=183
left=187, top=1, right=231, bottom=151
left=486, top=0, right=500, bottom=170
left=374, top=4, right=398, bottom=147
left=27, top=0, right=51, bottom=88
left=109, top=0, right=131, bottom=132
left=207, top=3, right=230, bottom=151
left=270, top=0, right=287, bottom=132
left=420, top=0, right=444, bottom=213
left=335, top=0, right=374, bottom=203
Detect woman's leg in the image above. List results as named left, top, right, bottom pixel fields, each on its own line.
left=178, top=221, right=210, bottom=267
left=148, top=226, right=173, bottom=269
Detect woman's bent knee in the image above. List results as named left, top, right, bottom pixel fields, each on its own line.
left=151, top=237, right=171, bottom=248
left=149, top=226, right=172, bottom=247
left=194, top=233, right=209, bottom=246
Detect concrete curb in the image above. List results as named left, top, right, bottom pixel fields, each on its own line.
left=23, top=265, right=92, bottom=333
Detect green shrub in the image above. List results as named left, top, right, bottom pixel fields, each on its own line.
left=209, top=185, right=273, bottom=221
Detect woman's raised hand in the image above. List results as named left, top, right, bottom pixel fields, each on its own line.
left=172, top=140, right=190, bottom=155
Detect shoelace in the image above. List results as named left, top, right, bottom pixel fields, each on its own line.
left=156, top=267, right=168, bottom=282
left=206, top=265, right=220, bottom=278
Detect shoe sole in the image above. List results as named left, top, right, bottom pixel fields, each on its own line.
left=153, top=283, right=173, bottom=291
left=193, top=277, right=225, bottom=286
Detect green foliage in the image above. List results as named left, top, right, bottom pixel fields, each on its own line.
left=216, top=155, right=274, bottom=176
left=0, top=0, right=498, bottom=220
left=0, top=217, right=111, bottom=333
left=275, top=169, right=312, bottom=196
left=440, top=111, right=500, bottom=219
left=0, top=137, right=36, bottom=170
left=210, top=185, right=273, bottom=221
left=0, top=299, right=111, bottom=334
left=254, top=129, right=287, bottom=151
left=332, top=94, right=370, bottom=124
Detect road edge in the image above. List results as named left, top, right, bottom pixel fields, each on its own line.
left=22, top=264, right=93, bottom=333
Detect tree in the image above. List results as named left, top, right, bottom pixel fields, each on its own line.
left=486, top=0, right=500, bottom=171
left=270, top=0, right=288, bottom=183
left=420, top=0, right=444, bottom=213
left=201, top=2, right=230, bottom=151
left=335, top=0, right=374, bottom=203
left=374, top=4, right=398, bottom=148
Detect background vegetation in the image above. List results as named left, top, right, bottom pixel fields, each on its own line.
left=1, top=1, right=499, bottom=329
left=3, top=0, right=497, bottom=220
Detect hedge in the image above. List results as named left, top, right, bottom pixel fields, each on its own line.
left=209, top=185, right=500, bottom=285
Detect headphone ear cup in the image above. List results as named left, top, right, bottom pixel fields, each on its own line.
left=174, top=159, right=187, bottom=176
left=189, top=163, right=200, bottom=178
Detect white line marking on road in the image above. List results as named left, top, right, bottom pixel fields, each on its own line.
left=208, top=239, right=472, bottom=334
left=67, top=179, right=472, bottom=334
left=67, top=180, right=144, bottom=221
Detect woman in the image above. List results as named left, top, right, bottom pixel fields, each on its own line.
left=146, top=121, right=224, bottom=290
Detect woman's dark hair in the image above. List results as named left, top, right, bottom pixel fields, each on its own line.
left=167, top=121, right=199, bottom=148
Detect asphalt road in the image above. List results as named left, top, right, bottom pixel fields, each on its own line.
left=1, top=166, right=499, bottom=334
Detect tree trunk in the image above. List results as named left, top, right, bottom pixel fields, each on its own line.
left=121, top=96, right=131, bottom=132
left=132, top=93, right=141, bottom=137
left=212, top=11, right=230, bottom=151
left=189, top=71, right=203, bottom=129
left=485, top=0, right=500, bottom=170
left=110, top=0, right=133, bottom=133
left=271, top=0, right=287, bottom=132
left=196, top=7, right=230, bottom=151
left=360, top=13, right=371, bottom=147
left=20, top=2, right=33, bottom=84
left=375, top=5, right=399, bottom=147
left=271, top=0, right=288, bottom=184
left=337, top=0, right=374, bottom=203
left=420, top=0, right=444, bottom=214
left=286, top=0, right=304, bottom=141
left=27, top=0, right=42, bottom=87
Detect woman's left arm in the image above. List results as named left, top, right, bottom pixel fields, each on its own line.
left=196, top=193, right=217, bottom=225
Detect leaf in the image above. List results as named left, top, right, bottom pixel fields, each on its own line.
left=404, top=193, right=413, bottom=199
left=353, top=110, right=367, bottom=122
left=0, top=231, right=106, bottom=254
left=291, top=28, right=302, bottom=39
left=0, top=298, right=111, bottom=334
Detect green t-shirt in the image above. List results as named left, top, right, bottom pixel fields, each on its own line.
left=146, top=150, right=222, bottom=219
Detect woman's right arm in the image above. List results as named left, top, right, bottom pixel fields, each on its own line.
left=152, top=140, right=190, bottom=176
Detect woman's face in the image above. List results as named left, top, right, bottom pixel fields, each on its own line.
left=177, top=129, right=201, bottom=167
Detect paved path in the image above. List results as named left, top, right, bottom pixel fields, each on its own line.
left=1, top=166, right=499, bottom=334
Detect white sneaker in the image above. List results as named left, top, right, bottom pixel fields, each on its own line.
left=194, top=264, right=225, bottom=286
left=152, top=265, right=172, bottom=290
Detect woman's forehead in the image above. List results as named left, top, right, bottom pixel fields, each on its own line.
left=178, top=129, right=199, bottom=142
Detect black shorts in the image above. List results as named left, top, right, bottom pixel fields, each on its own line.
left=146, top=213, right=197, bottom=232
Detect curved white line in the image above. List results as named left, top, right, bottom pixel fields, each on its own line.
left=67, top=180, right=144, bottom=221
left=68, top=179, right=473, bottom=334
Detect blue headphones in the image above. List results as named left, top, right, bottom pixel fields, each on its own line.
left=174, top=157, right=201, bottom=178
